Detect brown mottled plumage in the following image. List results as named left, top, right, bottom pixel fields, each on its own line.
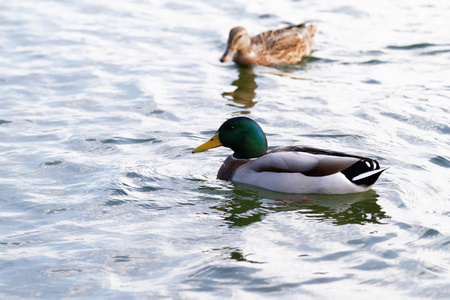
left=220, top=22, right=318, bottom=66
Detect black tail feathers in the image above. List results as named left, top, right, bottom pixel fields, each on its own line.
left=341, top=159, right=387, bottom=187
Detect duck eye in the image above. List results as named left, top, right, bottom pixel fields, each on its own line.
left=227, top=125, right=235, bottom=131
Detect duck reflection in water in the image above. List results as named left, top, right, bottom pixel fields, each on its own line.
left=208, top=187, right=389, bottom=227
left=222, top=66, right=258, bottom=110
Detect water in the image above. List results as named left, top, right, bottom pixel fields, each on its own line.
left=1, top=0, right=449, bottom=298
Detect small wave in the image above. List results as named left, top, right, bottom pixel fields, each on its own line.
left=430, top=156, right=450, bottom=168
left=386, top=43, right=437, bottom=50
left=420, top=49, right=450, bottom=56
left=359, top=59, right=388, bottom=65
left=0, top=119, right=13, bottom=125
left=100, top=137, right=160, bottom=145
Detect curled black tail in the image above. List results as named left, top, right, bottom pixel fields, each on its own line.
left=341, top=159, right=387, bottom=187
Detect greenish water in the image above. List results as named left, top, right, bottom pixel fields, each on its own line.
left=1, top=0, right=449, bottom=299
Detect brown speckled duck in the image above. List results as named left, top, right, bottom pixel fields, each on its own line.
left=220, top=22, right=318, bottom=66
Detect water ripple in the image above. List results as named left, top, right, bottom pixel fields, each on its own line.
left=1, top=0, right=450, bottom=298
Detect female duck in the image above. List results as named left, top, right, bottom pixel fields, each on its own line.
left=192, top=117, right=386, bottom=194
left=220, top=22, right=318, bottom=66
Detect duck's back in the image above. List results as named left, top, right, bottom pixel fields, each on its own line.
left=228, top=145, right=385, bottom=194
left=249, top=22, right=318, bottom=65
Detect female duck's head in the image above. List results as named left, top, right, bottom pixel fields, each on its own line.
left=220, top=27, right=251, bottom=62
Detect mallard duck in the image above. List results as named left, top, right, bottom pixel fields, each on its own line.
left=192, top=117, right=387, bottom=194
left=220, top=22, right=318, bottom=66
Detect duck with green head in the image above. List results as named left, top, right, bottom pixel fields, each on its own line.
left=193, top=117, right=387, bottom=194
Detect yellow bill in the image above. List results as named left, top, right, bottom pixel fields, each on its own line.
left=192, top=132, right=222, bottom=153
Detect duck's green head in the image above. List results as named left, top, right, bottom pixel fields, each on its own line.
left=192, top=117, right=268, bottom=159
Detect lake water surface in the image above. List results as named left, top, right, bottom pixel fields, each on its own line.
left=1, top=0, right=449, bottom=299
